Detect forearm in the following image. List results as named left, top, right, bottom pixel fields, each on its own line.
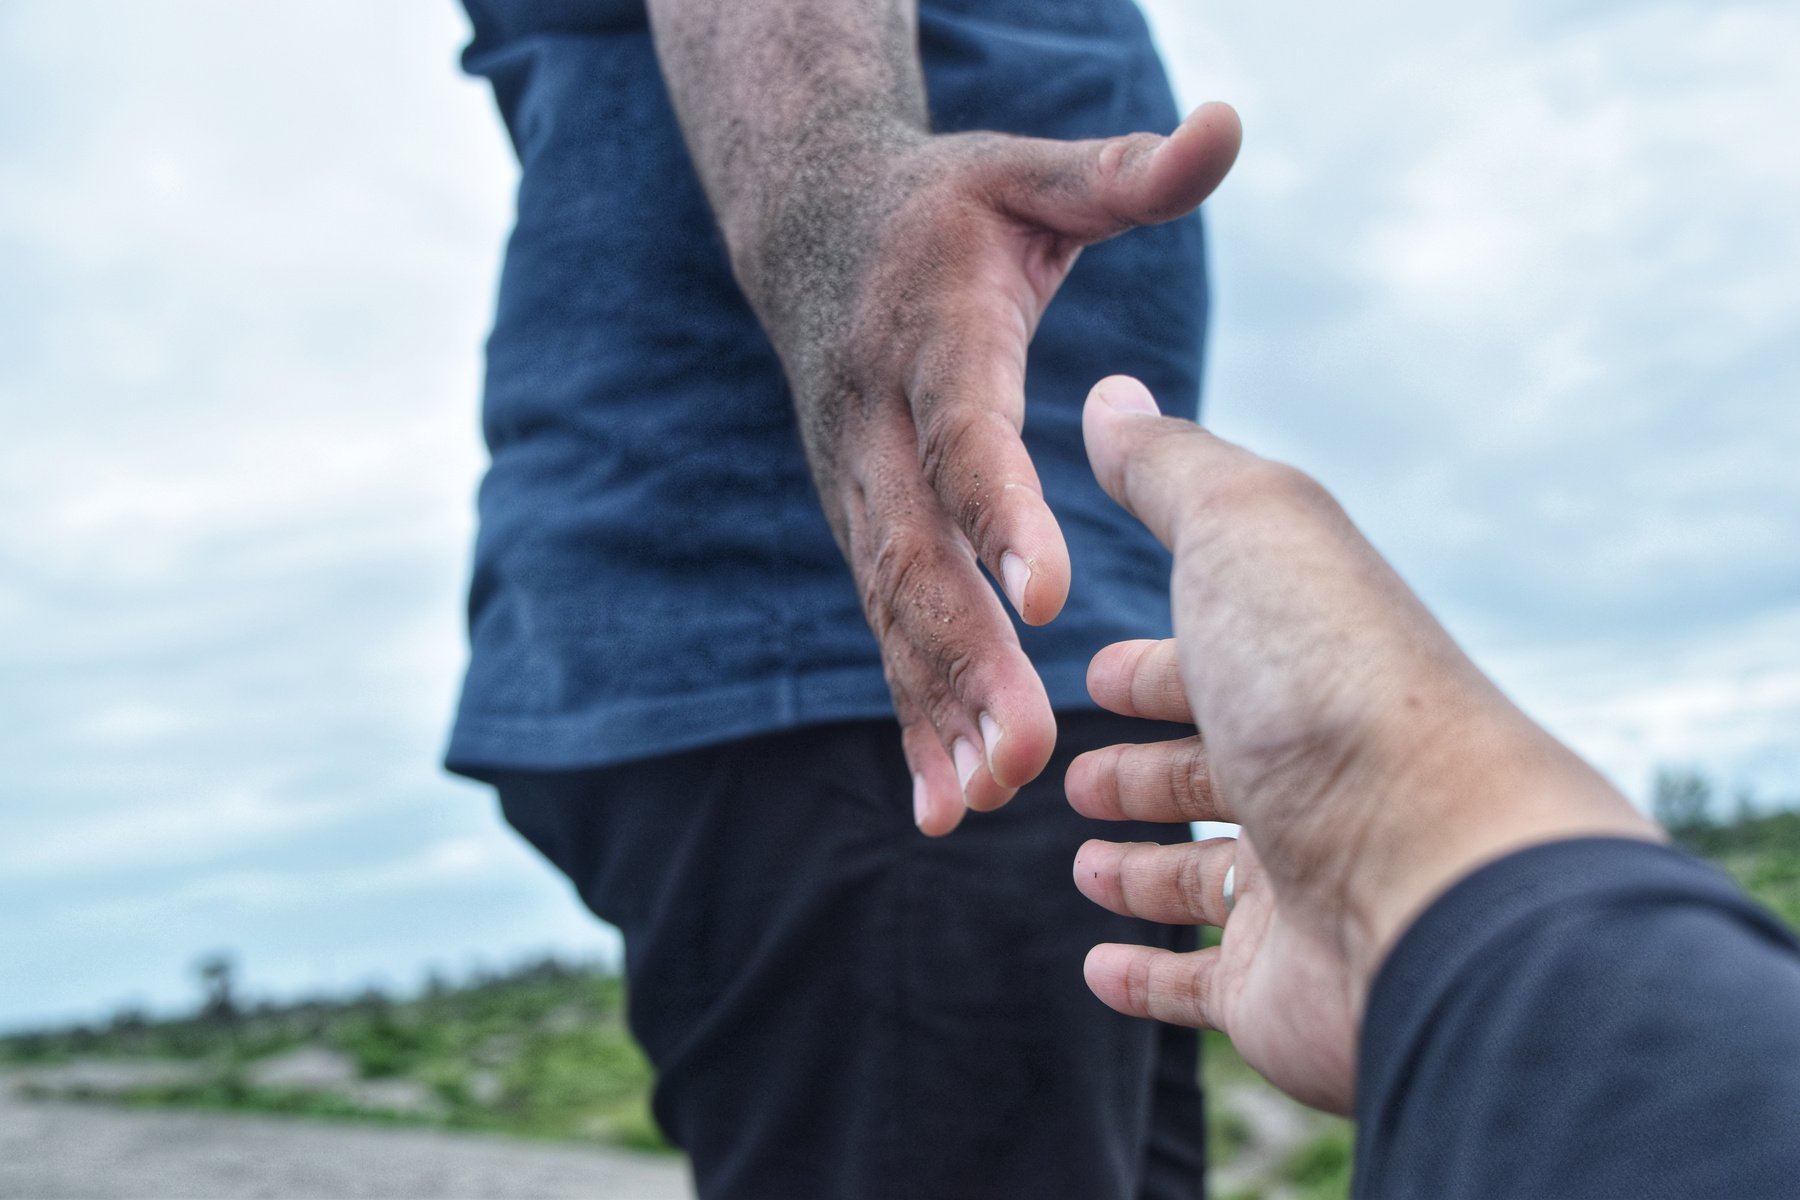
left=1338, top=697, right=1661, bottom=995
left=645, top=0, right=928, bottom=305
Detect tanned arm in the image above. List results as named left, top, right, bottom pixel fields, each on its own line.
left=647, top=0, right=1241, bottom=834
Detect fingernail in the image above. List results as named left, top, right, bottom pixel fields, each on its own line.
left=979, top=712, right=1004, bottom=772
left=912, top=773, right=928, bottom=828
left=953, top=738, right=982, bottom=793
left=1096, top=377, right=1160, bottom=416
left=1001, top=552, right=1030, bottom=612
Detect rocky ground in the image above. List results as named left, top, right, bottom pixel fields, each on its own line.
left=1, top=1057, right=1336, bottom=1200
left=0, top=1068, right=689, bottom=1200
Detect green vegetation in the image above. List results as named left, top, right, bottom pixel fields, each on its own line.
left=4, top=768, right=1794, bottom=1196
left=1, top=958, right=664, bottom=1152
left=1730, top=846, right=1800, bottom=931
left=1653, top=768, right=1800, bottom=929
left=1280, top=1126, right=1355, bottom=1200
left=1207, top=1093, right=1255, bottom=1165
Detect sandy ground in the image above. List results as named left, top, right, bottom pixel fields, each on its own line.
left=0, top=1076, right=690, bottom=1200
left=0, top=1066, right=1315, bottom=1198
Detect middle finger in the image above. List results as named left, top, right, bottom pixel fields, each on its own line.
left=1066, top=734, right=1235, bottom=825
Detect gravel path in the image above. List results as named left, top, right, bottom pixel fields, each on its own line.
left=0, top=1079, right=690, bottom=1200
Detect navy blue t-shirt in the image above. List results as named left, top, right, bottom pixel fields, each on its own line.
left=449, top=0, right=1207, bottom=772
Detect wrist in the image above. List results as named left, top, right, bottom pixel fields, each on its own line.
left=725, top=121, right=932, bottom=320
left=725, top=128, right=940, bottom=409
left=1339, top=705, right=1661, bottom=998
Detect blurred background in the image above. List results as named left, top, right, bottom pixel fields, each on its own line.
left=0, top=0, right=1795, bottom=1193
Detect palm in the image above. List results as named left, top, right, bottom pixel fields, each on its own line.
left=1206, top=843, right=1357, bottom=1115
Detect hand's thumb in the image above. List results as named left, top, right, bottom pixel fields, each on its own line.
left=1082, top=375, right=1259, bottom=550
left=1002, top=101, right=1242, bottom=242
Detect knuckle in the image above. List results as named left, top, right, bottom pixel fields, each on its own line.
left=862, top=523, right=935, bottom=635
left=1174, top=961, right=1210, bottom=1020
left=1233, top=460, right=1329, bottom=515
left=1094, top=746, right=1125, bottom=810
left=917, top=409, right=1010, bottom=545
left=1115, top=746, right=1154, bottom=806
left=1171, top=851, right=1213, bottom=917
left=1147, top=956, right=1193, bottom=1019
left=857, top=517, right=992, bottom=730
left=915, top=405, right=979, bottom=492
left=941, top=646, right=977, bottom=703
left=1169, top=743, right=1211, bottom=811
left=1121, top=956, right=1153, bottom=1014
left=1264, top=461, right=1333, bottom=511
left=961, top=493, right=1004, bottom=558
left=910, top=648, right=978, bottom=738
left=1123, top=641, right=1165, bottom=708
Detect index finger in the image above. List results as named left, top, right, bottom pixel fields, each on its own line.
left=1079, top=375, right=1272, bottom=553
left=910, top=327, right=1071, bottom=626
left=848, top=403, right=1058, bottom=809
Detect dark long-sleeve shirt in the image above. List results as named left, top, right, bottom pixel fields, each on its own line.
left=1356, top=837, right=1800, bottom=1198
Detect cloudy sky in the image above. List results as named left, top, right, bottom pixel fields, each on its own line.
left=1, top=0, right=1794, bottom=1030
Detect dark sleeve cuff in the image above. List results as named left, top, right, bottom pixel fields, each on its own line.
left=1354, top=836, right=1800, bottom=1197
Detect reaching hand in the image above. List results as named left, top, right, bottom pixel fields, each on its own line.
left=1065, top=376, right=1657, bottom=1112
left=735, top=106, right=1242, bottom=835
left=1069, top=642, right=1358, bottom=1113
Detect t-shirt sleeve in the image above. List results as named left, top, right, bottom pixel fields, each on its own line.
left=1354, top=836, right=1800, bottom=1199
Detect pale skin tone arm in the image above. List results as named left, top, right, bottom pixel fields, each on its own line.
left=644, top=0, right=1241, bottom=833
left=1067, top=376, right=1662, bottom=1114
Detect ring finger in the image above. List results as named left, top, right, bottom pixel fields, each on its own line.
left=1073, top=836, right=1239, bottom=928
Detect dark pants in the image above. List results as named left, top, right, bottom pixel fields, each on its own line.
left=491, top=712, right=1204, bottom=1200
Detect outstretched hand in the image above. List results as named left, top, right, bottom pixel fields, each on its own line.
left=737, top=106, right=1242, bottom=835
left=1069, top=643, right=1357, bottom=1113
left=1066, top=377, right=1657, bottom=1113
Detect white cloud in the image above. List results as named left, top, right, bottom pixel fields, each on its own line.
left=0, top=781, right=354, bottom=878
left=1492, top=604, right=1800, bottom=804
left=0, top=1, right=562, bottom=1027
left=72, top=701, right=199, bottom=748
left=60, top=834, right=528, bottom=923
left=1143, top=0, right=1800, bottom=799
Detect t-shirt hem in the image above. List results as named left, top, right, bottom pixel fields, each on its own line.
left=444, top=659, right=1102, bottom=776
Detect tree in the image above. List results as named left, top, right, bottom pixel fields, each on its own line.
left=194, top=952, right=239, bottom=1027
left=1651, top=766, right=1714, bottom=839
left=1733, top=786, right=1760, bottom=826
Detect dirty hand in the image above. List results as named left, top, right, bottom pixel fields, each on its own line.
left=739, top=108, right=1242, bottom=835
